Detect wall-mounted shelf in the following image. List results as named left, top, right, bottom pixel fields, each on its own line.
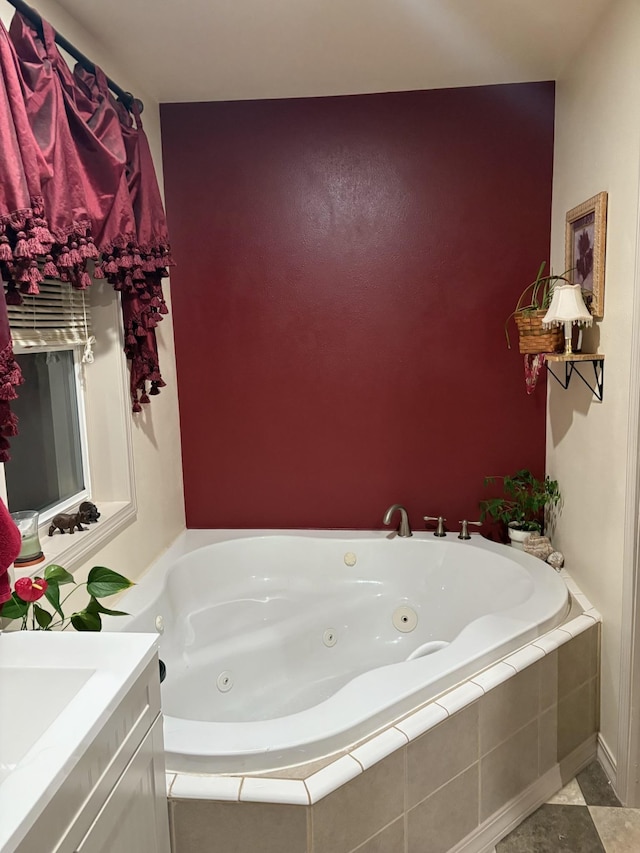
left=546, top=353, right=605, bottom=401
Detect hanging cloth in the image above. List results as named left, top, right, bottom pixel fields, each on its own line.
left=9, top=13, right=144, bottom=292
left=116, top=99, right=172, bottom=407
left=73, top=65, right=172, bottom=409
left=9, top=12, right=96, bottom=286
left=0, top=19, right=51, bottom=237
left=0, top=305, right=23, bottom=463
left=118, top=101, right=172, bottom=259
left=66, top=63, right=136, bottom=255
left=0, top=17, right=54, bottom=306
left=0, top=20, right=51, bottom=457
left=10, top=13, right=174, bottom=412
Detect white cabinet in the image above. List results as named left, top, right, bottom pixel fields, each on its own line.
left=8, top=644, right=170, bottom=853
left=76, top=719, right=169, bottom=853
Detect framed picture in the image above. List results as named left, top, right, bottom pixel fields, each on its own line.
left=565, top=191, right=607, bottom=318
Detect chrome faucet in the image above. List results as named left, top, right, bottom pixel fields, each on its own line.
left=383, top=504, right=412, bottom=537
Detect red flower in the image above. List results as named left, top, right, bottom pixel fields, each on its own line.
left=15, top=577, right=48, bottom=602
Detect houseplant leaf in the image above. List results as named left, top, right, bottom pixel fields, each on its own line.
left=86, top=596, right=129, bottom=617
left=44, top=564, right=75, bottom=585
left=0, top=592, right=29, bottom=619
left=44, top=579, right=64, bottom=619
left=34, top=603, right=53, bottom=629
left=71, top=610, right=102, bottom=631
left=87, top=567, right=134, bottom=598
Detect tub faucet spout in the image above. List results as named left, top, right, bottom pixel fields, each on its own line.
left=383, top=504, right=412, bottom=538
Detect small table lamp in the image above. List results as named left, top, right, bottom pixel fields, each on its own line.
left=542, top=284, right=592, bottom=355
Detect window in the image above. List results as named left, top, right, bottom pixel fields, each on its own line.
left=5, top=279, right=92, bottom=522
left=2, top=275, right=137, bottom=573
left=6, top=349, right=88, bottom=516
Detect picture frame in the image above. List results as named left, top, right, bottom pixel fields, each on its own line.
left=565, top=191, right=607, bottom=318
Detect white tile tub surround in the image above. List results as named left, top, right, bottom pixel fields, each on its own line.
left=166, top=773, right=176, bottom=796
left=572, top=592, right=594, bottom=612
left=470, top=661, right=517, bottom=693
left=560, top=570, right=582, bottom=597
left=240, top=777, right=310, bottom=805
left=502, top=643, right=546, bottom=672
left=532, top=628, right=573, bottom=655
left=171, top=774, right=242, bottom=801
left=168, top=568, right=600, bottom=808
left=562, top=613, right=601, bottom=638
left=395, top=701, right=449, bottom=742
left=434, top=681, right=485, bottom=715
left=304, top=755, right=363, bottom=804
left=349, top=726, right=409, bottom=771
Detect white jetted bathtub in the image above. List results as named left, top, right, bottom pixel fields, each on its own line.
left=112, top=530, right=569, bottom=774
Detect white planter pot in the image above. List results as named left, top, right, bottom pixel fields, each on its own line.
left=507, top=524, right=539, bottom=550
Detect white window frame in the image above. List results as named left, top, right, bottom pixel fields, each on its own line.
left=1, top=279, right=137, bottom=578
left=8, top=343, right=92, bottom=525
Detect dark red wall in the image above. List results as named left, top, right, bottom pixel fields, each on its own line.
left=161, top=83, right=554, bottom=531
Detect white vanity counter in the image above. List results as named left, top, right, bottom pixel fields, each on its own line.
left=0, top=631, right=169, bottom=853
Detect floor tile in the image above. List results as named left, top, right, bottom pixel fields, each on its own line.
left=497, top=804, right=605, bottom=853
left=589, top=807, right=640, bottom=853
left=577, top=762, right=622, bottom=807
left=547, top=778, right=586, bottom=806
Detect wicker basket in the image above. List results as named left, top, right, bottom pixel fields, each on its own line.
left=514, top=310, right=564, bottom=355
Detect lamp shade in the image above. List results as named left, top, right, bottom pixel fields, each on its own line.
left=542, top=284, right=592, bottom=328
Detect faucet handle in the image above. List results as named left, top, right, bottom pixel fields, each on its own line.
left=424, top=516, right=447, bottom=537
left=458, top=520, right=482, bottom=540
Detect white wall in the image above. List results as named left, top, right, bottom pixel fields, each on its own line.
left=0, top=0, right=185, bottom=583
left=548, top=0, right=640, bottom=769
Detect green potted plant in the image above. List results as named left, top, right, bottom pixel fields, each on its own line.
left=479, top=468, right=561, bottom=549
left=505, top=262, right=573, bottom=353
left=0, top=564, right=133, bottom=630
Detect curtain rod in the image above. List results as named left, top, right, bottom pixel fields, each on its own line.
left=5, top=0, right=144, bottom=113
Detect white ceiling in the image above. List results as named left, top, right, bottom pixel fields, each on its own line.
left=54, top=0, right=612, bottom=104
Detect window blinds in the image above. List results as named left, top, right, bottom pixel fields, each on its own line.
left=8, top=279, right=93, bottom=349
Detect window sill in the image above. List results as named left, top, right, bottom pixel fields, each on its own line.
left=13, top=501, right=137, bottom=582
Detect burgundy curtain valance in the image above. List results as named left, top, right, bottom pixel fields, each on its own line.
left=0, top=11, right=173, bottom=458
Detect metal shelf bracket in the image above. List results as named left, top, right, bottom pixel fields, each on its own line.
left=546, top=355, right=605, bottom=402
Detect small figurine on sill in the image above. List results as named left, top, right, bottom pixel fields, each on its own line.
left=79, top=501, right=100, bottom=523
left=48, top=502, right=101, bottom=536
left=48, top=511, right=88, bottom=536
